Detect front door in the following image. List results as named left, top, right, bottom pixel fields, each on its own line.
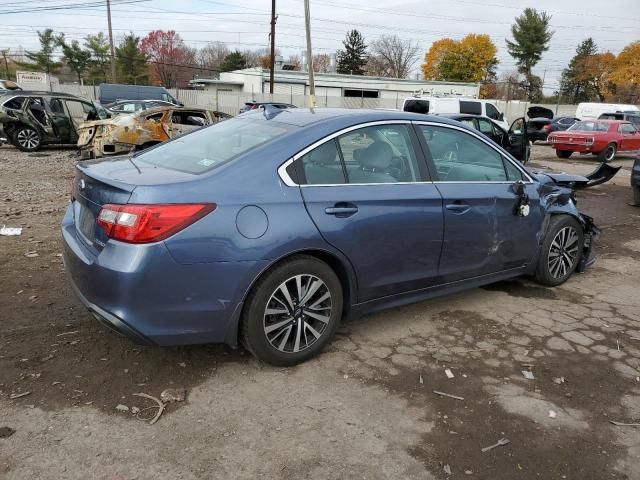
left=415, top=122, right=541, bottom=283
left=45, top=98, right=73, bottom=143
left=505, top=117, right=530, bottom=163
left=295, top=122, right=444, bottom=302
left=618, top=123, right=640, bottom=151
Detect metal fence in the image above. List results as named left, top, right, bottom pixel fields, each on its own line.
left=54, top=84, right=591, bottom=121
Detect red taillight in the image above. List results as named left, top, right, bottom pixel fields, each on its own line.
left=97, top=203, right=216, bottom=244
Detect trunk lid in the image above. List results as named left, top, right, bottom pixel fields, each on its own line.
left=72, top=155, right=196, bottom=251
left=527, top=106, right=554, bottom=119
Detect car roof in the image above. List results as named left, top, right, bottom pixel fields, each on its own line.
left=240, top=107, right=465, bottom=128
left=137, top=106, right=207, bottom=115
left=0, top=90, right=85, bottom=100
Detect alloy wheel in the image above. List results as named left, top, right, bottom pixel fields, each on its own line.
left=263, top=274, right=332, bottom=353
left=604, top=145, right=616, bottom=162
left=17, top=129, right=39, bottom=150
left=548, top=226, right=579, bottom=279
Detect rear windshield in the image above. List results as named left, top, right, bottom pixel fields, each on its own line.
left=136, top=117, right=289, bottom=174
left=568, top=121, right=610, bottom=132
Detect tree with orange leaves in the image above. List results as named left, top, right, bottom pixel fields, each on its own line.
left=421, top=34, right=498, bottom=84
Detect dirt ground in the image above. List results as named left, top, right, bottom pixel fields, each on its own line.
left=1, top=143, right=639, bottom=480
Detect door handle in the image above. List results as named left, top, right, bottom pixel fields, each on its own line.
left=325, top=206, right=358, bottom=216
left=445, top=202, right=470, bottom=214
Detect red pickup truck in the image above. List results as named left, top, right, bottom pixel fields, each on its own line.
left=548, top=120, right=640, bottom=162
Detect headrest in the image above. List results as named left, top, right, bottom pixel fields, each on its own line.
left=309, top=141, right=337, bottom=165
left=359, top=141, right=393, bottom=171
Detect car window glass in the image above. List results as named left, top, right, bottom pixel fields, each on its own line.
left=122, top=103, right=136, bottom=112
left=504, top=159, right=524, bottom=181
left=338, top=124, right=421, bottom=183
left=619, top=123, right=636, bottom=134
left=136, top=117, right=289, bottom=175
left=459, top=118, right=475, bottom=129
left=486, top=103, right=500, bottom=120
left=477, top=118, right=494, bottom=135
left=64, top=100, right=93, bottom=127
left=419, top=125, right=507, bottom=182
left=403, top=99, right=429, bottom=114
left=297, top=139, right=346, bottom=185
left=460, top=101, right=482, bottom=115
left=3, top=96, right=25, bottom=110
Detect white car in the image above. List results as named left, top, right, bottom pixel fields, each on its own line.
left=575, top=102, right=639, bottom=120
left=402, top=96, right=508, bottom=130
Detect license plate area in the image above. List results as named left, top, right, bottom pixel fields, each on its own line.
left=76, top=203, right=97, bottom=243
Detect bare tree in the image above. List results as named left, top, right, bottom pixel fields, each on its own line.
left=286, top=54, right=302, bottom=71
left=312, top=53, right=331, bottom=73
left=369, top=35, right=419, bottom=78
left=366, top=54, right=388, bottom=77
left=197, top=41, right=229, bottom=77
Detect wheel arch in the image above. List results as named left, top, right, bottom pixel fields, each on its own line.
left=224, top=247, right=358, bottom=347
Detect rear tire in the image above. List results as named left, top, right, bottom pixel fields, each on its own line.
left=598, top=143, right=616, bottom=163
left=241, top=255, right=343, bottom=366
left=535, top=215, right=583, bottom=287
left=556, top=150, right=572, bottom=159
left=12, top=126, right=41, bottom=152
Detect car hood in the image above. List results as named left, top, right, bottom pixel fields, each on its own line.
left=527, top=106, right=554, bottom=119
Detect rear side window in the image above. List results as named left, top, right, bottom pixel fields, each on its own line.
left=403, top=99, right=429, bottom=114
left=298, top=140, right=346, bottom=185
left=136, top=118, right=289, bottom=174
left=3, top=96, right=25, bottom=110
left=460, top=101, right=482, bottom=115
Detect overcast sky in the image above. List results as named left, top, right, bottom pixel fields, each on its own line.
left=2, top=0, right=639, bottom=92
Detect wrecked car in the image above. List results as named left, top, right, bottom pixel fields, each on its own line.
left=0, top=91, right=107, bottom=152
left=63, top=109, right=600, bottom=366
left=77, top=106, right=213, bottom=159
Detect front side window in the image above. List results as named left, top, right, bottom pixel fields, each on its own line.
left=477, top=118, right=495, bottom=135
left=486, top=103, right=500, bottom=120
left=419, top=125, right=507, bottom=182
left=64, top=100, right=94, bottom=126
left=137, top=117, right=289, bottom=174
left=619, top=123, right=636, bottom=134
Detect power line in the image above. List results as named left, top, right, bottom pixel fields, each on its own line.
left=0, top=0, right=149, bottom=14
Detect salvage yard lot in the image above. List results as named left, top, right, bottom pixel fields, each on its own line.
left=1, top=144, right=639, bottom=479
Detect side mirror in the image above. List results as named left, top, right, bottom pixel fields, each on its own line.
left=512, top=179, right=526, bottom=196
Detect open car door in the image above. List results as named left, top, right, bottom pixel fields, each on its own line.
left=505, top=117, right=530, bottom=164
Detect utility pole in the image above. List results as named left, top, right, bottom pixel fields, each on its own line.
left=106, top=0, right=117, bottom=83
left=269, top=0, right=276, bottom=95
left=556, top=74, right=564, bottom=116
left=303, top=0, right=315, bottom=109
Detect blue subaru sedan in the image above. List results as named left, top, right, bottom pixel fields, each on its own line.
left=62, top=108, right=597, bottom=365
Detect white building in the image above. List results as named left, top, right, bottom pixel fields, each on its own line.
left=190, top=67, right=480, bottom=109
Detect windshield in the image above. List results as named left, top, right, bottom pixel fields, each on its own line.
left=568, top=121, right=610, bottom=132
left=136, top=117, right=289, bottom=174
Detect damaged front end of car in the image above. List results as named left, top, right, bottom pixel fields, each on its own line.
left=536, top=171, right=600, bottom=273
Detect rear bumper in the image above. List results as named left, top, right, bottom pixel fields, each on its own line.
left=61, top=204, right=267, bottom=346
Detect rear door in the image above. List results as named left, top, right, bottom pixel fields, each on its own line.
left=415, top=122, right=541, bottom=282
left=44, top=98, right=72, bottom=142
left=292, top=121, right=444, bottom=302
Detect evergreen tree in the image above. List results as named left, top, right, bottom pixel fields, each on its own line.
left=506, top=8, right=553, bottom=101
left=560, top=38, right=599, bottom=103
left=337, top=30, right=368, bottom=75
left=58, top=37, right=92, bottom=84
left=221, top=51, right=247, bottom=72
left=85, top=33, right=111, bottom=83
left=17, top=29, right=62, bottom=74
left=116, top=33, right=148, bottom=84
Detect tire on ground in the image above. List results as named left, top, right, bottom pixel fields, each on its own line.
left=556, top=149, right=572, bottom=159
left=598, top=142, right=617, bottom=163
left=535, top=215, right=584, bottom=287
left=12, top=126, right=42, bottom=152
left=241, top=255, right=343, bottom=366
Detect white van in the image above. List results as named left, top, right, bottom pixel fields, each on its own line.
left=575, top=102, right=639, bottom=120
left=402, top=96, right=508, bottom=130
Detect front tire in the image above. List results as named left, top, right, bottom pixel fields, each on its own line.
left=556, top=149, right=572, bottom=159
left=598, top=143, right=616, bottom=163
left=13, top=126, right=42, bottom=152
left=241, top=255, right=343, bottom=366
left=535, top=215, right=583, bottom=287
